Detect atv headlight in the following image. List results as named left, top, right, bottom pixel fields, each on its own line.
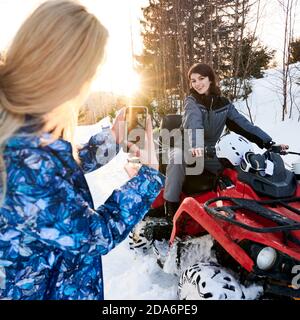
left=256, top=247, right=277, bottom=270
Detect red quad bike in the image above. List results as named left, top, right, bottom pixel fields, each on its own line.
left=129, top=115, right=300, bottom=300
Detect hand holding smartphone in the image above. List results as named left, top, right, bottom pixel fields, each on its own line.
left=124, top=106, right=148, bottom=152
left=123, top=109, right=159, bottom=176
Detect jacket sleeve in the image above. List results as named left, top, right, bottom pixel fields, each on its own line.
left=10, top=153, right=164, bottom=256
left=182, top=96, right=205, bottom=149
left=226, top=104, right=272, bottom=149
left=77, top=128, right=120, bottom=173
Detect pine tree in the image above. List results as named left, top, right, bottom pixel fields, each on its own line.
left=289, top=38, right=300, bottom=64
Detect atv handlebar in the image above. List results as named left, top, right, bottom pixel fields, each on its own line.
left=269, top=144, right=289, bottom=155
left=269, top=144, right=300, bottom=156
left=204, top=144, right=299, bottom=158
left=286, top=151, right=300, bottom=156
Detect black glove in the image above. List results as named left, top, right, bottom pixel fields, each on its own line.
left=263, top=140, right=276, bottom=150
left=270, top=143, right=289, bottom=155
left=264, top=140, right=289, bottom=155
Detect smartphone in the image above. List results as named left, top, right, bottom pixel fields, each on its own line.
left=124, top=106, right=148, bottom=151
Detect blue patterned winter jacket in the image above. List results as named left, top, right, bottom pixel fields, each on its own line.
left=0, top=128, right=164, bottom=300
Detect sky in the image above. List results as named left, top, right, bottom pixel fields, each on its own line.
left=250, top=0, right=300, bottom=64
left=0, top=0, right=299, bottom=96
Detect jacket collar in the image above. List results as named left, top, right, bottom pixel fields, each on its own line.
left=189, top=88, right=230, bottom=110
left=5, top=132, right=72, bottom=154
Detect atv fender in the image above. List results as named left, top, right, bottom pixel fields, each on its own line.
left=170, top=197, right=255, bottom=272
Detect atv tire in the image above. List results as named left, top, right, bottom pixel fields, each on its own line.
left=178, top=261, right=247, bottom=300
left=129, top=217, right=173, bottom=254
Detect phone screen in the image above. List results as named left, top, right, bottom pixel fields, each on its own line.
left=125, top=106, right=148, bottom=150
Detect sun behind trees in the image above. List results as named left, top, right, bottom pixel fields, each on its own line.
left=136, top=0, right=275, bottom=124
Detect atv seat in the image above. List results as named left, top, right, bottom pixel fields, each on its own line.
left=158, top=114, right=182, bottom=175
left=182, top=170, right=217, bottom=195
left=159, top=114, right=183, bottom=149
left=160, top=114, right=182, bottom=131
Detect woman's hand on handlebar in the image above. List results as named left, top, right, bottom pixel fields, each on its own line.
left=270, top=144, right=289, bottom=155
left=190, top=147, right=203, bottom=157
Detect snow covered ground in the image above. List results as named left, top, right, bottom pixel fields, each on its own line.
left=75, top=63, right=300, bottom=300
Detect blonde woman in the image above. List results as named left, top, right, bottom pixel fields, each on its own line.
left=0, top=0, right=163, bottom=300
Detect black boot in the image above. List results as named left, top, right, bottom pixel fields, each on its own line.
left=164, top=201, right=180, bottom=221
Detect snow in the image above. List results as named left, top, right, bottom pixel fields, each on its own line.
left=234, top=63, right=300, bottom=168
left=75, top=63, right=300, bottom=300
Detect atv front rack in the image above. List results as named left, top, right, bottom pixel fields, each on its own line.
left=204, top=196, right=300, bottom=233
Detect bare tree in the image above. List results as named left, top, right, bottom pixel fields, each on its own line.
left=278, top=0, right=296, bottom=121
left=173, top=0, right=187, bottom=112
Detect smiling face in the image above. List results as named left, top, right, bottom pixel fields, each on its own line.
left=190, top=73, right=211, bottom=95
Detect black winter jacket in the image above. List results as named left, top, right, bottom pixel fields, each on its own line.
left=182, top=90, right=272, bottom=173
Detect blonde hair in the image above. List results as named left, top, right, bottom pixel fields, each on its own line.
left=0, top=0, right=108, bottom=203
